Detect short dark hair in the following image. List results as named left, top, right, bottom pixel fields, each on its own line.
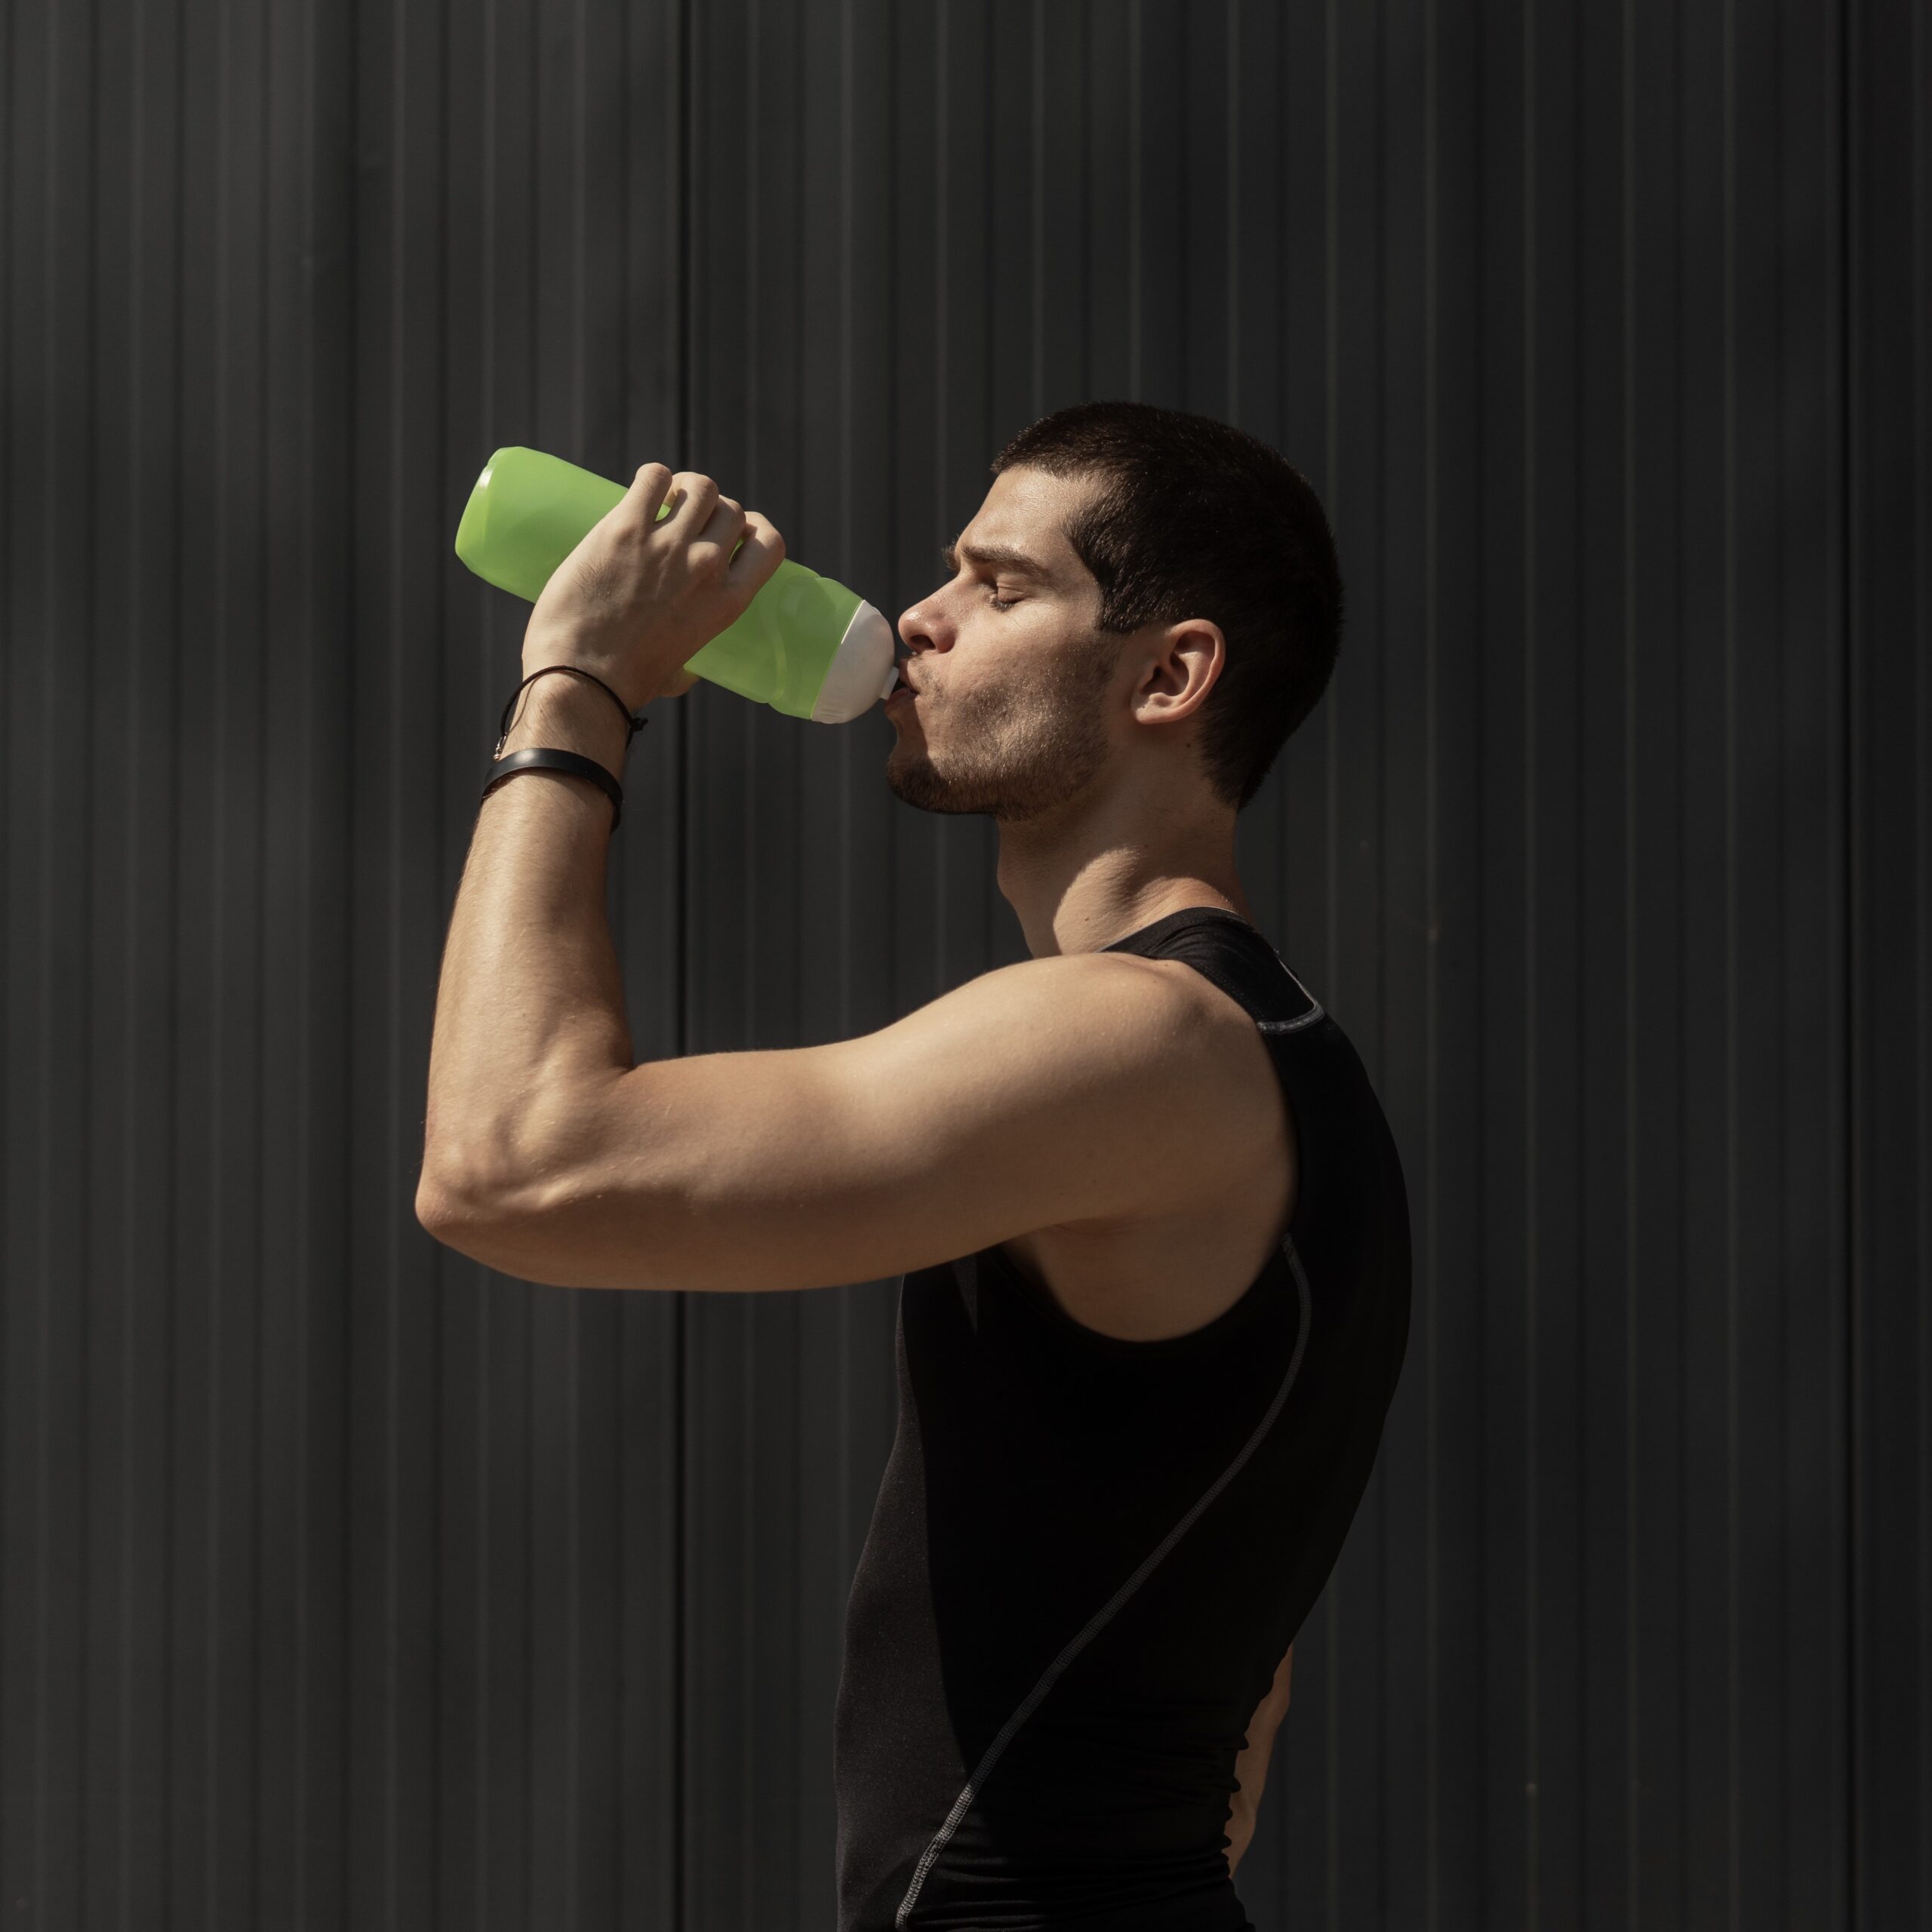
left=989, top=400, right=1343, bottom=813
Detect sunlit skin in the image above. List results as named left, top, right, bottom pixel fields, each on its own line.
left=884, top=465, right=1257, bottom=961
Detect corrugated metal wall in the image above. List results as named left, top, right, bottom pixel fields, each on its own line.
left=1848, top=2, right=1929, bottom=1927
left=2, top=2, right=1923, bottom=1928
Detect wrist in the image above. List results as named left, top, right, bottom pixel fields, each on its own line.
left=497, top=668, right=636, bottom=775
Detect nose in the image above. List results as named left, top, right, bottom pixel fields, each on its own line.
left=895, top=604, right=940, bottom=668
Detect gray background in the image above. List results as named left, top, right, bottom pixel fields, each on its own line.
left=3, top=0, right=1926, bottom=1927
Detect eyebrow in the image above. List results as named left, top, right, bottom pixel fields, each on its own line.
left=940, top=537, right=1054, bottom=583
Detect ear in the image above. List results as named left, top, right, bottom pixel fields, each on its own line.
left=1128, top=618, right=1220, bottom=726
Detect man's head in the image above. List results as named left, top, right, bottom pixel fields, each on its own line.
left=884, top=400, right=1343, bottom=827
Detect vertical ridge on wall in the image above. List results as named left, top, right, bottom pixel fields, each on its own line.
left=672, top=0, right=696, bottom=1914
left=672, top=0, right=696, bottom=1926
left=1848, top=0, right=1930, bottom=1926
left=1618, top=1, right=1640, bottom=1920
left=5, top=2, right=82, bottom=1927
left=1419, top=0, right=1443, bottom=1915
left=1841, top=0, right=1860, bottom=1918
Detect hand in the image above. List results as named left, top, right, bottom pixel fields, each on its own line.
left=521, top=463, right=787, bottom=709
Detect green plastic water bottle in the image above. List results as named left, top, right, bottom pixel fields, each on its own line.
left=454, top=446, right=900, bottom=723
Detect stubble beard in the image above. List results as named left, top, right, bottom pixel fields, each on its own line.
left=884, top=638, right=1120, bottom=826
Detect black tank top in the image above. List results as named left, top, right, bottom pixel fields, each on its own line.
left=832, top=906, right=1412, bottom=1930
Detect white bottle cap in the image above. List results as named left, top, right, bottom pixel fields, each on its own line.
left=811, top=600, right=900, bottom=724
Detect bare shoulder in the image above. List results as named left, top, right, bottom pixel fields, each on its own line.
left=888, top=948, right=1211, bottom=1069
left=856, top=947, right=1284, bottom=1241
left=1076, top=955, right=1294, bottom=1170
left=853, top=948, right=1248, bottom=1185
left=997, top=951, right=1300, bottom=1337
left=902, top=946, right=1284, bottom=1158
left=1032, top=953, right=1297, bottom=1229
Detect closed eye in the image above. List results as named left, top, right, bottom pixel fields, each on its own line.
left=986, top=588, right=1019, bottom=611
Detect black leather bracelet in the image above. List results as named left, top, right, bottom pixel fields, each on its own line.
left=481, top=746, right=623, bottom=829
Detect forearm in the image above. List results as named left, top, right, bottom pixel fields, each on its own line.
left=420, top=672, right=639, bottom=1201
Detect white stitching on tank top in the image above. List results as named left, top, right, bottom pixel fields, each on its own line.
left=894, top=1238, right=1318, bottom=1926
left=1265, top=949, right=1324, bottom=1022
left=1257, top=1007, right=1324, bottom=1033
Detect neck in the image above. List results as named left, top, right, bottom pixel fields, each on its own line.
left=995, top=787, right=1253, bottom=958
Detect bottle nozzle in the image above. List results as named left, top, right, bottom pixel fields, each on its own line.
left=810, top=601, right=900, bottom=724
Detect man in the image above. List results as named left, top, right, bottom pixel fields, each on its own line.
left=417, top=399, right=1411, bottom=1930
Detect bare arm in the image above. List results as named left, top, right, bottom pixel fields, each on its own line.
left=1225, top=1639, right=1294, bottom=1876
left=418, top=670, right=641, bottom=1207
left=418, top=944, right=1246, bottom=1293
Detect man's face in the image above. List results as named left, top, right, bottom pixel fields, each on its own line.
left=885, top=467, right=1122, bottom=826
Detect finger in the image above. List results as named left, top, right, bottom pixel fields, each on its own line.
left=697, top=494, right=749, bottom=572
left=724, top=511, right=787, bottom=596
left=662, top=469, right=718, bottom=537
left=628, top=461, right=676, bottom=526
